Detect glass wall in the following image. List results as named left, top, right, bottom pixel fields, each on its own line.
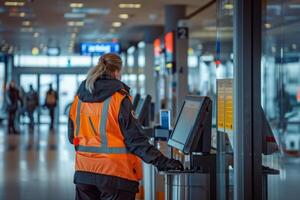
left=262, top=1, right=300, bottom=199
left=0, top=62, right=4, bottom=109
left=216, top=0, right=234, bottom=200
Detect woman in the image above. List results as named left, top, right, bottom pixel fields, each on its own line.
left=68, top=53, right=183, bottom=200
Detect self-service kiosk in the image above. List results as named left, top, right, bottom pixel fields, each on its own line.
left=135, top=94, right=152, bottom=126
left=160, top=96, right=216, bottom=200
left=133, top=94, right=159, bottom=200
left=133, top=93, right=141, bottom=111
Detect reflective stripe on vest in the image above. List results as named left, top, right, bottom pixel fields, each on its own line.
left=75, top=97, right=128, bottom=154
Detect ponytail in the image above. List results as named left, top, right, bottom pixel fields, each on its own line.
left=85, top=53, right=122, bottom=93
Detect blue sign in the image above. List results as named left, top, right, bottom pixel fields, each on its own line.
left=80, top=42, right=120, bottom=55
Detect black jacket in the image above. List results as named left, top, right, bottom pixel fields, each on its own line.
left=6, top=86, right=22, bottom=112
left=68, top=75, right=169, bottom=193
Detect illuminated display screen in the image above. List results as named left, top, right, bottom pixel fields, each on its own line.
left=80, top=42, right=120, bottom=55
left=164, top=32, right=174, bottom=68
left=153, top=38, right=161, bottom=70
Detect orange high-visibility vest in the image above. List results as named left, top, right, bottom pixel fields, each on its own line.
left=69, top=92, right=143, bottom=182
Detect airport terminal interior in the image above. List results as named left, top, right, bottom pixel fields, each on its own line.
left=0, top=0, right=300, bottom=200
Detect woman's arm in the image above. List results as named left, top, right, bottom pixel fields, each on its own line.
left=118, top=97, right=183, bottom=170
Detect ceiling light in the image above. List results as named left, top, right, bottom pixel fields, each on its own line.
left=32, top=47, right=39, bottom=55
left=119, top=14, right=129, bottom=19
left=64, top=13, right=86, bottom=19
left=9, top=12, right=26, bottom=17
left=288, top=4, right=300, bottom=9
left=265, top=23, right=272, bottom=29
left=67, top=21, right=84, bottom=27
left=22, top=21, right=31, bottom=26
left=76, top=21, right=84, bottom=26
left=70, top=3, right=83, bottom=8
left=149, top=13, right=158, bottom=21
left=33, top=32, right=39, bottom=38
left=119, top=4, right=141, bottom=9
left=71, top=33, right=76, bottom=39
left=112, top=22, right=122, bottom=27
left=20, top=27, right=33, bottom=32
left=5, top=1, right=25, bottom=6
left=67, top=21, right=75, bottom=26
left=72, top=8, right=111, bottom=15
left=224, top=3, right=233, bottom=10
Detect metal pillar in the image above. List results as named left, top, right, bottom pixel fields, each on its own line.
left=164, top=5, right=186, bottom=117
left=143, top=25, right=164, bottom=115
left=144, top=43, right=156, bottom=99
left=233, top=0, right=262, bottom=199
left=174, top=22, right=188, bottom=115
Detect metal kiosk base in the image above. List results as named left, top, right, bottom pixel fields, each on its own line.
left=161, top=154, right=216, bottom=200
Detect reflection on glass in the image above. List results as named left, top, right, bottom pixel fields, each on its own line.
left=0, top=63, right=5, bottom=109
left=263, top=1, right=300, bottom=199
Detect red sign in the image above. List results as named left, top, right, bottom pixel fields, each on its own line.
left=154, top=38, right=161, bottom=56
left=164, top=32, right=174, bottom=55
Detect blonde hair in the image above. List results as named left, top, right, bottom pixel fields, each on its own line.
left=85, top=53, right=122, bottom=93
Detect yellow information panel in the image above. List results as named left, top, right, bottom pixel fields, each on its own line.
left=217, top=84, right=225, bottom=129
left=217, top=79, right=233, bottom=133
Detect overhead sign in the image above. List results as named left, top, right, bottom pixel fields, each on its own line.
left=177, top=27, right=189, bottom=39
left=80, top=42, right=120, bottom=55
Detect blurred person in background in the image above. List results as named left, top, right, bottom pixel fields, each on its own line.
left=25, top=84, right=39, bottom=129
left=68, top=53, right=183, bottom=200
left=44, top=84, right=58, bottom=130
left=6, top=80, right=23, bottom=134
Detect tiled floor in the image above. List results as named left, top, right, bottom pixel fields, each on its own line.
left=0, top=124, right=75, bottom=200
left=0, top=123, right=299, bottom=200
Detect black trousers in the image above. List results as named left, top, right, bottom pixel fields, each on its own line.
left=8, top=111, right=17, bottom=133
left=28, top=111, right=34, bottom=128
left=49, top=108, right=55, bottom=128
left=75, top=184, right=135, bottom=200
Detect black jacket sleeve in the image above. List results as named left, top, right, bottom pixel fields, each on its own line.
left=118, top=97, right=169, bottom=166
left=68, top=117, right=74, bottom=144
